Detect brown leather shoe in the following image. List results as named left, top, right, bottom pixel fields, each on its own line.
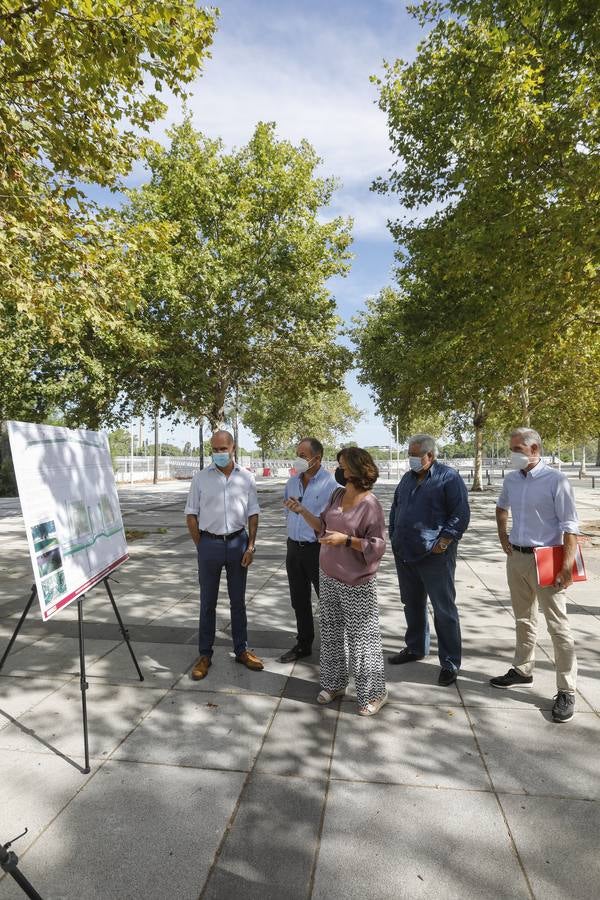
left=235, top=650, right=264, bottom=671
left=191, top=655, right=211, bottom=680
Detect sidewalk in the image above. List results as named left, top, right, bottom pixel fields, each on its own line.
left=1, top=482, right=599, bottom=900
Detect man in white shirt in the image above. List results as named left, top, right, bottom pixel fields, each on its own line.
left=185, top=430, right=263, bottom=680
left=491, top=427, right=579, bottom=722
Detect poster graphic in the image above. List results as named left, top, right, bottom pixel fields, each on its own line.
left=8, top=422, right=129, bottom=620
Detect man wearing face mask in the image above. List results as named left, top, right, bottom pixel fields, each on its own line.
left=388, top=434, right=470, bottom=686
left=280, top=437, right=337, bottom=662
left=491, top=427, right=579, bottom=722
left=185, top=430, right=263, bottom=680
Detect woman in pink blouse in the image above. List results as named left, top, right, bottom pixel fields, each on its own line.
left=284, top=447, right=387, bottom=716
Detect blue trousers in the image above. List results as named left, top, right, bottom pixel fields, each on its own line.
left=394, top=543, right=461, bottom=671
left=197, top=532, right=248, bottom=657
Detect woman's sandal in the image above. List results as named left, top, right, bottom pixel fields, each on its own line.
left=317, top=688, right=346, bottom=705
left=358, top=691, right=389, bottom=717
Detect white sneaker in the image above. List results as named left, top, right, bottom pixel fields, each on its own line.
left=358, top=691, right=389, bottom=717
left=317, top=688, right=346, bottom=704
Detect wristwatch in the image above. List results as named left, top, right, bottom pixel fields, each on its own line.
left=438, top=538, right=451, bottom=550
left=247, top=546, right=255, bottom=553
left=345, top=536, right=352, bottom=547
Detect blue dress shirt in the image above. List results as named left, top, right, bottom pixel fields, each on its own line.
left=389, top=461, right=470, bottom=562
left=497, top=461, right=579, bottom=547
left=284, top=466, right=337, bottom=543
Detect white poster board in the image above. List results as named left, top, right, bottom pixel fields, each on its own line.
left=8, top=421, right=129, bottom=620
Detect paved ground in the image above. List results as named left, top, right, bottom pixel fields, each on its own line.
left=1, top=478, right=599, bottom=900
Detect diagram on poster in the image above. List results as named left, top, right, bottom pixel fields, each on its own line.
left=8, top=421, right=129, bottom=620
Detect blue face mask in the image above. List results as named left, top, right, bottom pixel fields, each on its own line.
left=212, top=452, right=231, bottom=468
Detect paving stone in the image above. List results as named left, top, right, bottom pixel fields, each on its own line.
left=172, top=646, right=294, bottom=697
left=255, top=698, right=338, bottom=778
left=113, top=689, right=277, bottom=771
left=86, top=640, right=192, bottom=687
left=0, top=675, right=73, bottom=731
left=203, top=774, right=325, bottom=900
left=332, top=703, right=488, bottom=790
left=0, top=748, right=99, bottom=861
left=0, top=761, right=245, bottom=900
left=468, top=707, right=600, bottom=798
left=0, top=634, right=122, bottom=678
left=500, top=794, right=600, bottom=900
left=0, top=681, right=165, bottom=761
left=312, top=781, right=529, bottom=899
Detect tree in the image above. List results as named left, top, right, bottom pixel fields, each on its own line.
left=119, top=119, right=353, bottom=430
left=375, top=0, right=599, bottom=333
left=242, top=379, right=362, bottom=464
left=356, top=0, right=600, bottom=488
left=0, top=1, right=217, bottom=423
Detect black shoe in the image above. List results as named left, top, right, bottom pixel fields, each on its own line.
left=388, top=648, right=424, bottom=665
left=438, top=668, right=457, bottom=686
left=279, top=644, right=312, bottom=663
left=490, top=667, right=533, bottom=689
left=552, top=691, right=575, bottom=723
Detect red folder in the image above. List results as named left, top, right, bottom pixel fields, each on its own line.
left=533, top=545, right=587, bottom=587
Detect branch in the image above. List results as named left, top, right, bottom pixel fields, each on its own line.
left=0, top=2, right=41, bottom=22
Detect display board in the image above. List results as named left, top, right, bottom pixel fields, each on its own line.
left=8, top=421, right=129, bottom=620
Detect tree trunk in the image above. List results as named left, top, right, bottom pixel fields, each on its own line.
left=519, top=376, right=531, bottom=426
left=471, top=399, right=486, bottom=491
left=261, top=442, right=266, bottom=468
left=208, top=382, right=228, bottom=432
left=198, top=418, right=204, bottom=470
left=233, top=386, right=239, bottom=462
left=153, top=410, right=159, bottom=485
left=580, top=444, right=587, bottom=476
left=472, top=423, right=484, bottom=491
left=596, top=434, right=600, bottom=467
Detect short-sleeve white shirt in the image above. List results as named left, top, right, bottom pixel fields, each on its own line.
left=496, top=461, right=579, bottom=547
left=184, top=464, right=260, bottom=534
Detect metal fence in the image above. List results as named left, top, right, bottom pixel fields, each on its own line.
left=113, top=455, right=599, bottom=486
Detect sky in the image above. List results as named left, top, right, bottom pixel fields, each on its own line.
left=125, top=1, right=427, bottom=451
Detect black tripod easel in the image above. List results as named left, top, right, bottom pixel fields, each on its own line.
left=0, top=577, right=143, bottom=774
left=0, top=829, right=43, bottom=900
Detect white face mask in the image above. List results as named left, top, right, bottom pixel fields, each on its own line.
left=409, top=456, right=424, bottom=472
left=509, top=451, right=531, bottom=470
left=294, top=456, right=314, bottom=474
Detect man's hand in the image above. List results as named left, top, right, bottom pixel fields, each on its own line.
left=555, top=566, right=573, bottom=590
left=499, top=533, right=512, bottom=555
left=319, top=530, right=349, bottom=546
left=432, top=538, right=451, bottom=554
left=241, top=548, right=255, bottom=568
left=284, top=497, right=303, bottom=514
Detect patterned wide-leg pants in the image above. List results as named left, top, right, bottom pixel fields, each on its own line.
left=319, top=570, right=386, bottom=708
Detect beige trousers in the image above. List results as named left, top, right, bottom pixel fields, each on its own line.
left=506, top=551, right=577, bottom=692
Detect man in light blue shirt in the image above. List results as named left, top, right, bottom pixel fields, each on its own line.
left=281, top=437, right=337, bottom=662
left=491, top=427, right=579, bottom=722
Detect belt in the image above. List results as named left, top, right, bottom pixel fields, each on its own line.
left=201, top=528, right=245, bottom=541
left=510, top=543, right=535, bottom=554
left=288, top=538, right=318, bottom=548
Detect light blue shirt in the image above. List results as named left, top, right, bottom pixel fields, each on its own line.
left=284, top=466, right=337, bottom=542
left=184, top=464, right=260, bottom=534
left=497, top=461, right=579, bottom=547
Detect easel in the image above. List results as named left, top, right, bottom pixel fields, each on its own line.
left=0, top=577, right=143, bottom=774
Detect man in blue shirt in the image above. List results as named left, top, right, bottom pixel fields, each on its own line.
left=281, top=437, right=337, bottom=662
left=491, top=427, right=579, bottom=723
left=389, top=434, right=470, bottom=685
